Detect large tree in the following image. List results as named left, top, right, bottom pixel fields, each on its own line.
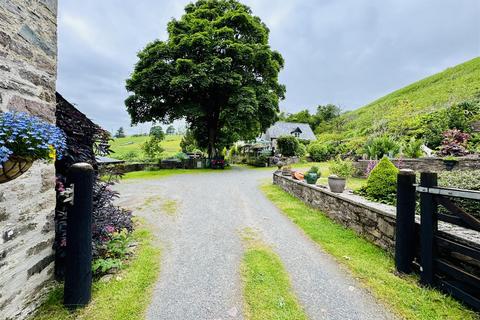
left=125, top=0, right=285, bottom=157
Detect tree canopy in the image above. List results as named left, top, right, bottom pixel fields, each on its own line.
left=125, top=0, right=285, bottom=157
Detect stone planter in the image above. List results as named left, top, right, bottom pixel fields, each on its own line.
left=0, top=156, right=33, bottom=184
left=281, top=168, right=292, bottom=176
left=305, top=172, right=318, bottom=184
left=328, top=175, right=346, bottom=193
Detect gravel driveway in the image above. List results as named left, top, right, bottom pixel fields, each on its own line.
left=114, top=167, right=396, bottom=320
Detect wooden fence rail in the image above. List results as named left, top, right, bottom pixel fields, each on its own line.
left=395, top=171, right=480, bottom=311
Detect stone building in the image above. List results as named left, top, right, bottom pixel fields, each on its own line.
left=0, top=1, right=58, bottom=319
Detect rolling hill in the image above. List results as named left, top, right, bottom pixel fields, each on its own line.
left=109, top=135, right=182, bottom=162
left=327, top=57, right=480, bottom=139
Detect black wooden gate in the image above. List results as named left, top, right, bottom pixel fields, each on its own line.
left=395, top=171, right=480, bottom=311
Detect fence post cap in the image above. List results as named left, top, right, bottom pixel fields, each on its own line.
left=70, top=162, right=94, bottom=172
left=399, top=169, right=415, bottom=175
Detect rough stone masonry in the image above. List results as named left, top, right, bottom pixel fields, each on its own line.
left=0, top=1, right=58, bottom=319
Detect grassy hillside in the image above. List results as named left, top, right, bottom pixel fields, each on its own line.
left=332, top=57, right=480, bottom=138
left=109, top=135, right=182, bottom=161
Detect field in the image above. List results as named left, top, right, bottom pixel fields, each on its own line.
left=325, top=57, right=480, bottom=138
left=109, top=135, right=182, bottom=162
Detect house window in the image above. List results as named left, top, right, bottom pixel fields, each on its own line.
left=293, top=132, right=300, bottom=138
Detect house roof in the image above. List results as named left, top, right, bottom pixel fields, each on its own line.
left=261, top=122, right=317, bottom=141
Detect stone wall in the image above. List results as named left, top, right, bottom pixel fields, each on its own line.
left=272, top=173, right=480, bottom=256
left=0, top=1, right=58, bottom=319
left=354, top=157, right=480, bottom=176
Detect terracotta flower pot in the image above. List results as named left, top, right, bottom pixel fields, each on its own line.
left=0, top=156, right=34, bottom=183
left=328, top=175, right=346, bottom=193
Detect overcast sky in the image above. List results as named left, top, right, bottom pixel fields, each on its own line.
left=57, top=0, right=480, bottom=134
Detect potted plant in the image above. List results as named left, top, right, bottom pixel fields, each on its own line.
left=0, top=112, right=66, bottom=183
left=304, top=166, right=320, bottom=184
left=328, top=158, right=354, bottom=193
left=281, top=165, right=292, bottom=176
left=443, top=156, right=458, bottom=171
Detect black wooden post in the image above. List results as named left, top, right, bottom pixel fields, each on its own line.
left=64, top=163, right=94, bottom=309
left=419, top=171, right=438, bottom=286
left=395, top=169, right=416, bottom=274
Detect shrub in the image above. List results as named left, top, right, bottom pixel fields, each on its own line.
left=364, top=135, right=401, bottom=159
left=438, top=129, right=470, bottom=156
left=296, top=143, right=307, bottom=157
left=421, top=99, right=480, bottom=149
left=277, top=135, right=300, bottom=157
left=329, top=158, right=354, bottom=178
left=308, top=143, right=332, bottom=161
left=142, top=137, right=165, bottom=160
left=402, top=137, right=424, bottom=158
left=122, top=150, right=139, bottom=162
left=365, top=157, right=399, bottom=204
left=308, top=166, right=320, bottom=174
left=438, top=170, right=480, bottom=219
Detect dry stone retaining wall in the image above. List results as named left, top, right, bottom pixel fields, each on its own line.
left=354, top=157, right=480, bottom=176
left=0, top=1, right=58, bottom=319
left=272, top=173, right=480, bottom=257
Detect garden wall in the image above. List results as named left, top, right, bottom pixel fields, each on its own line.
left=0, top=1, right=58, bottom=319
left=272, top=173, right=480, bottom=272
left=354, top=157, right=480, bottom=176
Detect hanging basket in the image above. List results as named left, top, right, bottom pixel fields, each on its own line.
left=0, top=156, right=34, bottom=184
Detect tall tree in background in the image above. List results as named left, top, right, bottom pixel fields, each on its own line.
left=125, top=0, right=285, bottom=157
left=114, top=127, right=126, bottom=138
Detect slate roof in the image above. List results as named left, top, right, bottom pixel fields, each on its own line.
left=261, top=121, right=317, bottom=141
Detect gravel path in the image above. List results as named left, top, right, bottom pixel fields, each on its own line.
left=114, top=167, right=397, bottom=320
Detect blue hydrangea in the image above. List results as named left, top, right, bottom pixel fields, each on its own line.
left=0, top=112, right=66, bottom=168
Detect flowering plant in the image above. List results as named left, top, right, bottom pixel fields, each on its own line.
left=0, top=112, right=66, bottom=166
left=438, top=129, right=470, bottom=157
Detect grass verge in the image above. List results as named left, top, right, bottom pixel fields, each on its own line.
left=122, top=168, right=229, bottom=180
left=34, top=227, right=160, bottom=320
left=241, top=228, right=307, bottom=320
left=261, top=183, right=479, bottom=320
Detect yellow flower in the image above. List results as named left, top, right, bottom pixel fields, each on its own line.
left=48, top=145, right=56, bottom=160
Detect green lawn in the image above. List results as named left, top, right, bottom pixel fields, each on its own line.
left=261, top=183, right=478, bottom=320
left=34, top=227, right=160, bottom=320
left=109, top=135, right=182, bottom=161
left=241, top=229, right=307, bottom=320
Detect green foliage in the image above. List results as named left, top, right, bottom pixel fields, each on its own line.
left=142, top=136, right=165, bottom=160
left=149, top=126, right=165, bottom=140
left=93, top=230, right=132, bottom=275
left=125, top=0, right=285, bottom=156
left=307, top=166, right=319, bottom=174
left=123, top=150, right=140, bottom=162
left=402, top=137, right=424, bottom=158
left=115, top=127, right=126, bottom=138
left=308, top=143, right=332, bottom=161
left=365, top=157, right=399, bottom=204
left=180, top=130, right=199, bottom=153
left=328, top=157, right=354, bottom=178
left=283, top=104, right=340, bottom=132
left=364, top=135, right=401, bottom=159
left=166, top=125, right=176, bottom=135
left=438, top=170, right=480, bottom=219
left=276, top=135, right=300, bottom=157
left=295, top=143, right=306, bottom=157
left=174, top=152, right=189, bottom=160
left=420, top=99, right=480, bottom=149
